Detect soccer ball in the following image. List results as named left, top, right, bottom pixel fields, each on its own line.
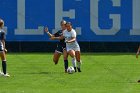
left=67, top=66, right=75, bottom=74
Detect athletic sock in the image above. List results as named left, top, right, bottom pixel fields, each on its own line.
left=74, top=67, right=77, bottom=72
left=72, top=58, right=76, bottom=67
left=77, top=61, right=82, bottom=72
left=2, top=61, right=7, bottom=74
left=64, top=60, right=68, bottom=71
left=77, top=61, right=81, bottom=68
left=72, top=58, right=77, bottom=72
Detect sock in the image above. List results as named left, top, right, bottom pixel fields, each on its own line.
left=72, top=58, right=76, bottom=67
left=72, top=58, right=77, bottom=72
left=77, top=61, right=81, bottom=69
left=2, top=61, right=7, bottom=74
left=74, top=67, right=77, bottom=72
left=64, top=60, right=68, bottom=70
left=77, top=61, right=82, bottom=72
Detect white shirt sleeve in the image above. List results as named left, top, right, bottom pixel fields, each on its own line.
left=63, top=30, right=66, bottom=37
left=71, top=29, right=76, bottom=38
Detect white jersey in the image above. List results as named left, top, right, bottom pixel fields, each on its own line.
left=63, top=29, right=80, bottom=51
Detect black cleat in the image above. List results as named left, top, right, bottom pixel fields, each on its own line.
left=65, top=69, right=67, bottom=73
left=54, top=61, right=58, bottom=65
left=138, top=80, right=140, bottom=83
left=77, top=67, right=81, bottom=72
left=74, top=67, right=77, bottom=72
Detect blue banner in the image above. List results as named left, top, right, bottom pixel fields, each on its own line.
left=0, top=0, right=140, bottom=42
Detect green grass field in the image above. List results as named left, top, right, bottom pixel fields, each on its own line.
left=0, top=53, right=140, bottom=93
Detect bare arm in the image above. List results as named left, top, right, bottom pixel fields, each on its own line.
left=65, top=37, right=76, bottom=43
left=50, top=35, right=64, bottom=40
left=44, top=27, right=54, bottom=37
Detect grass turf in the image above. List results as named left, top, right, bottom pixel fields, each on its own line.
left=0, top=53, right=140, bottom=93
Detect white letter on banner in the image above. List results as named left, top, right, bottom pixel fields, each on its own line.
left=15, top=0, right=44, bottom=35
left=90, top=0, right=121, bottom=35
left=130, top=0, right=140, bottom=35
left=53, top=0, right=81, bottom=35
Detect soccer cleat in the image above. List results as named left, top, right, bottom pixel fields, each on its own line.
left=54, top=61, right=58, bottom=65
left=3, top=73, right=10, bottom=77
left=138, top=80, right=140, bottom=83
left=0, top=72, right=10, bottom=77
left=74, top=67, right=77, bottom=72
left=77, top=67, right=81, bottom=72
left=65, top=69, right=67, bottom=73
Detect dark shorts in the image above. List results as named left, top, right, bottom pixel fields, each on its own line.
left=55, top=44, right=66, bottom=53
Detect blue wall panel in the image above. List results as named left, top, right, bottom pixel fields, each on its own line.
left=0, top=0, right=139, bottom=42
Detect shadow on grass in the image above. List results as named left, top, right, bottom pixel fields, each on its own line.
left=82, top=52, right=136, bottom=56
left=25, top=71, right=64, bottom=75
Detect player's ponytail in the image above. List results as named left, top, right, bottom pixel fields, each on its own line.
left=0, top=19, right=4, bottom=28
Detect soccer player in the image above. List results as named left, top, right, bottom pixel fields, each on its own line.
left=62, top=22, right=82, bottom=72
left=136, top=45, right=140, bottom=58
left=0, top=19, right=10, bottom=77
left=45, top=20, right=68, bottom=72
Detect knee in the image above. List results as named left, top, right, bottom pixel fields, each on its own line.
left=70, top=54, right=75, bottom=58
